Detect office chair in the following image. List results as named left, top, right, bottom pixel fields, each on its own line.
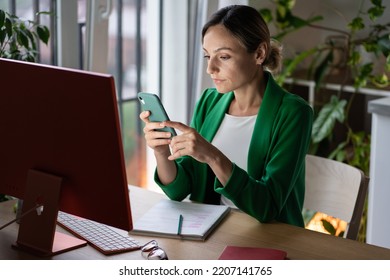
left=303, top=154, right=369, bottom=240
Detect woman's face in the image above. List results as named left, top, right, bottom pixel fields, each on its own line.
left=202, top=24, right=262, bottom=93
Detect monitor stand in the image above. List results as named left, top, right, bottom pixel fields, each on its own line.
left=12, top=169, right=87, bottom=257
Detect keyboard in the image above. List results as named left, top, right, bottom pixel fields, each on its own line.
left=57, top=211, right=141, bottom=255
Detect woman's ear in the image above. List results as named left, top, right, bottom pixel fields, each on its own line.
left=255, top=42, right=267, bottom=65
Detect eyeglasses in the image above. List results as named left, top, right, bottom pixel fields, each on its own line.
left=141, top=240, right=168, bottom=260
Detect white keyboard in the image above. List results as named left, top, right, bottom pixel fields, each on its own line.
left=57, top=211, right=141, bottom=255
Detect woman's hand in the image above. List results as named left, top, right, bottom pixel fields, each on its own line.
left=163, top=121, right=216, bottom=164
left=139, top=111, right=177, bottom=184
left=164, top=121, right=233, bottom=185
left=139, top=111, right=172, bottom=156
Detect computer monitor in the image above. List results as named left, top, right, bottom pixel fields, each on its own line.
left=0, top=58, right=133, bottom=255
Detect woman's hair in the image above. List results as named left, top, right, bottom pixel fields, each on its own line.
left=202, top=5, right=282, bottom=73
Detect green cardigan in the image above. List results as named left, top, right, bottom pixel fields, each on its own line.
left=155, top=72, right=313, bottom=227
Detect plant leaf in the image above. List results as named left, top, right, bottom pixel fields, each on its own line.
left=36, top=25, right=50, bottom=44
left=36, top=11, right=52, bottom=16
left=276, top=47, right=318, bottom=84
left=0, top=10, right=5, bottom=29
left=313, top=50, right=333, bottom=92
left=354, top=63, right=373, bottom=88
left=321, top=219, right=336, bottom=235
left=368, top=5, right=385, bottom=20
left=371, top=73, right=389, bottom=88
left=0, top=28, right=6, bottom=46
left=329, top=140, right=348, bottom=161
left=17, top=29, right=30, bottom=49
left=378, top=33, right=390, bottom=57
left=259, top=8, right=273, bottom=23
left=5, top=17, right=12, bottom=37
left=312, top=95, right=347, bottom=143
left=348, top=17, right=365, bottom=31
left=25, top=29, right=36, bottom=50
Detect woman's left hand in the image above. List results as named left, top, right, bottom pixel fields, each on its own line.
left=163, top=120, right=233, bottom=185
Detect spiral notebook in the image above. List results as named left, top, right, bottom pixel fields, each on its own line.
left=131, top=199, right=230, bottom=241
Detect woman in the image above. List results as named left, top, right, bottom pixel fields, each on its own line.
left=140, top=5, right=313, bottom=227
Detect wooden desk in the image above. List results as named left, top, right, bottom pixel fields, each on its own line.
left=1, top=186, right=390, bottom=260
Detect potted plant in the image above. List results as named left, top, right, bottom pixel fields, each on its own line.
left=0, top=9, right=50, bottom=61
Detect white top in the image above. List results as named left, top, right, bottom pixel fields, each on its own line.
left=211, top=113, right=257, bottom=208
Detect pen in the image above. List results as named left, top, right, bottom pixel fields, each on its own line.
left=177, top=214, right=183, bottom=235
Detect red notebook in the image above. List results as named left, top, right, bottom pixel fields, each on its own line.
left=218, top=246, right=287, bottom=260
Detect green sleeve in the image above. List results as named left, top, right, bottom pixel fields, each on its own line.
left=155, top=159, right=192, bottom=201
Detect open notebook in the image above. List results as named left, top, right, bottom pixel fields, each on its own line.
left=130, top=199, right=230, bottom=241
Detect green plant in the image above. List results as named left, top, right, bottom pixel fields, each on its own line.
left=0, top=9, right=50, bottom=61
left=260, top=0, right=389, bottom=169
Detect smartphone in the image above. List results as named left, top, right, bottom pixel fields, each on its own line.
left=137, top=92, right=177, bottom=137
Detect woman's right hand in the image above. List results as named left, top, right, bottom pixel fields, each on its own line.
left=139, top=111, right=177, bottom=185
left=139, top=111, right=172, bottom=155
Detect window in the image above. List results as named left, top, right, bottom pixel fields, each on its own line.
left=2, top=0, right=148, bottom=187
left=105, top=0, right=147, bottom=187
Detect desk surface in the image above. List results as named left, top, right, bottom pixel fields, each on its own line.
left=1, top=186, right=390, bottom=260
